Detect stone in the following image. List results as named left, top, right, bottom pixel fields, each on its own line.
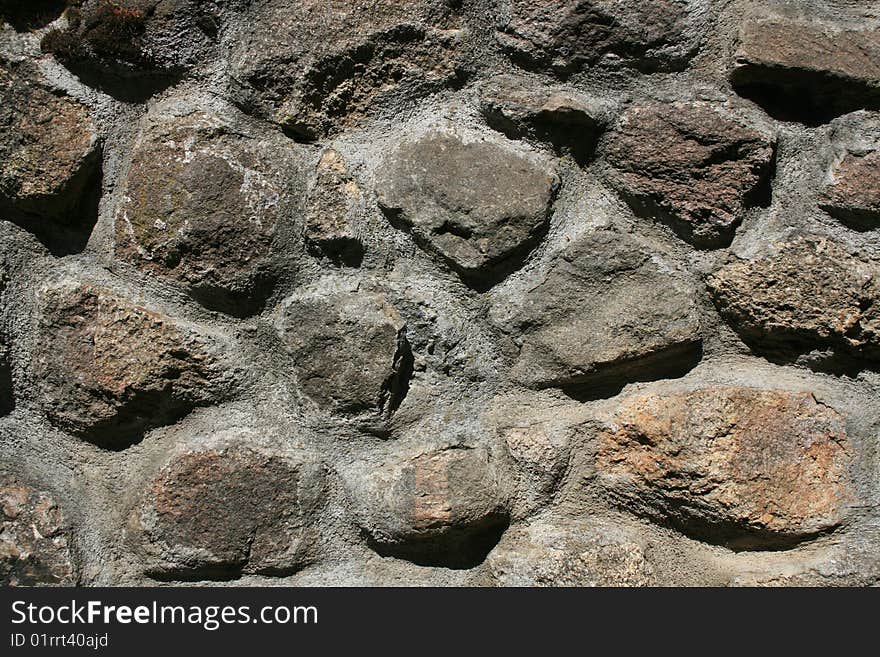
left=0, top=63, right=100, bottom=242
left=33, top=280, right=232, bottom=448
left=375, top=130, right=559, bottom=286
left=706, top=236, right=880, bottom=362
left=278, top=289, right=410, bottom=417
left=820, top=152, right=880, bottom=229
left=304, top=149, right=365, bottom=266
left=483, top=518, right=652, bottom=586
left=0, top=0, right=67, bottom=31
left=1, top=472, right=77, bottom=586
left=479, top=74, right=609, bottom=163
left=604, top=101, right=776, bottom=248
left=114, top=108, right=291, bottom=316
left=41, top=0, right=236, bottom=97
left=492, top=229, right=701, bottom=392
left=228, top=0, right=466, bottom=140
left=596, top=387, right=853, bottom=549
left=348, top=445, right=512, bottom=569
left=730, top=18, right=880, bottom=124
left=133, top=446, right=325, bottom=579
left=496, top=0, right=695, bottom=76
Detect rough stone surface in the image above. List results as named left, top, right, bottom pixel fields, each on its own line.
left=32, top=280, right=231, bottom=448
left=304, top=149, right=365, bottom=266
left=731, top=17, right=880, bottom=125
left=707, top=236, right=880, bottom=363
left=492, top=229, right=701, bottom=391
left=3, top=0, right=880, bottom=588
left=1, top=472, right=77, bottom=586
left=114, top=106, right=293, bottom=316
left=41, top=0, right=240, bottom=97
left=604, top=101, right=776, bottom=247
left=278, top=289, right=410, bottom=418
left=0, top=63, right=100, bottom=244
left=496, top=0, right=696, bottom=76
left=483, top=518, right=653, bottom=586
left=480, top=74, right=610, bottom=163
left=596, top=387, right=853, bottom=549
left=227, top=0, right=465, bottom=140
left=132, top=446, right=325, bottom=579
left=376, top=130, right=559, bottom=285
left=347, top=445, right=512, bottom=569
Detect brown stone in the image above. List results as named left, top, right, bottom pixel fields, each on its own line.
left=33, top=280, right=231, bottom=448
left=819, top=150, right=880, bottom=228
left=604, top=101, right=775, bottom=247
left=1, top=473, right=77, bottom=586
left=596, top=387, right=853, bottom=549
left=375, top=130, right=559, bottom=286
left=228, top=0, right=465, bottom=140
left=492, top=229, right=701, bottom=391
left=133, top=446, right=325, bottom=579
left=706, top=236, right=880, bottom=362
left=349, top=445, right=512, bottom=569
left=0, top=64, right=100, bottom=235
left=497, top=0, right=696, bottom=76
left=730, top=18, right=880, bottom=124
left=115, top=109, right=290, bottom=316
left=304, top=149, right=365, bottom=266
left=278, top=290, right=410, bottom=417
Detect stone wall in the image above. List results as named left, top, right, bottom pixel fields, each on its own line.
left=2, top=0, right=879, bottom=586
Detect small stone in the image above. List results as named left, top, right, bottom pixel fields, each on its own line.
left=706, top=236, right=880, bottom=361
left=41, top=0, right=235, bottom=95
left=304, top=149, right=365, bottom=266
left=347, top=445, right=512, bottom=569
left=730, top=18, right=880, bottom=124
left=0, top=63, right=100, bottom=230
left=115, top=107, right=291, bottom=316
left=492, top=229, right=701, bottom=391
left=496, top=0, right=696, bottom=76
left=33, top=280, right=232, bottom=448
left=375, top=130, right=559, bottom=286
left=480, top=74, right=609, bottom=163
left=604, top=101, right=776, bottom=248
left=483, top=518, right=653, bottom=586
left=1, top=472, right=77, bottom=586
left=596, top=387, right=853, bottom=549
left=820, top=152, right=880, bottom=229
left=133, top=446, right=325, bottom=579
left=278, top=289, right=410, bottom=416
left=228, top=0, right=465, bottom=140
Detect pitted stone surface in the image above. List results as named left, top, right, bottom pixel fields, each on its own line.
left=1, top=472, right=77, bottom=586
left=604, top=101, right=776, bottom=247
left=596, top=387, right=853, bottom=549
left=33, top=281, right=231, bottom=448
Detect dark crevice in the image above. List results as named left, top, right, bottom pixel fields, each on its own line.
left=0, top=0, right=67, bottom=31
left=365, top=512, right=510, bottom=570
left=731, top=64, right=880, bottom=126
left=1, top=151, right=103, bottom=256
left=380, top=327, right=414, bottom=418
left=0, top=353, right=12, bottom=417
left=187, top=273, right=277, bottom=319
left=558, top=340, right=703, bottom=403
left=306, top=237, right=365, bottom=268
left=819, top=203, right=880, bottom=232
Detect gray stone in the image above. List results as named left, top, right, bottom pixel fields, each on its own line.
left=492, top=229, right=702, bottom=391
left=375, top=130, right=559, bottom=286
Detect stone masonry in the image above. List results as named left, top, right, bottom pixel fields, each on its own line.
left=2, top=1, right=880, bottom=586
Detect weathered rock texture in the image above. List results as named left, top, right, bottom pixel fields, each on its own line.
left=132, top=445, right=325, bottom=579
left=1, top=472, right=78, bottom=585
left=595, top=387, right=853, bottom=549
left=2, top=0, right=880, bottom=587
left=604, top=101, right=776, bottom=247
